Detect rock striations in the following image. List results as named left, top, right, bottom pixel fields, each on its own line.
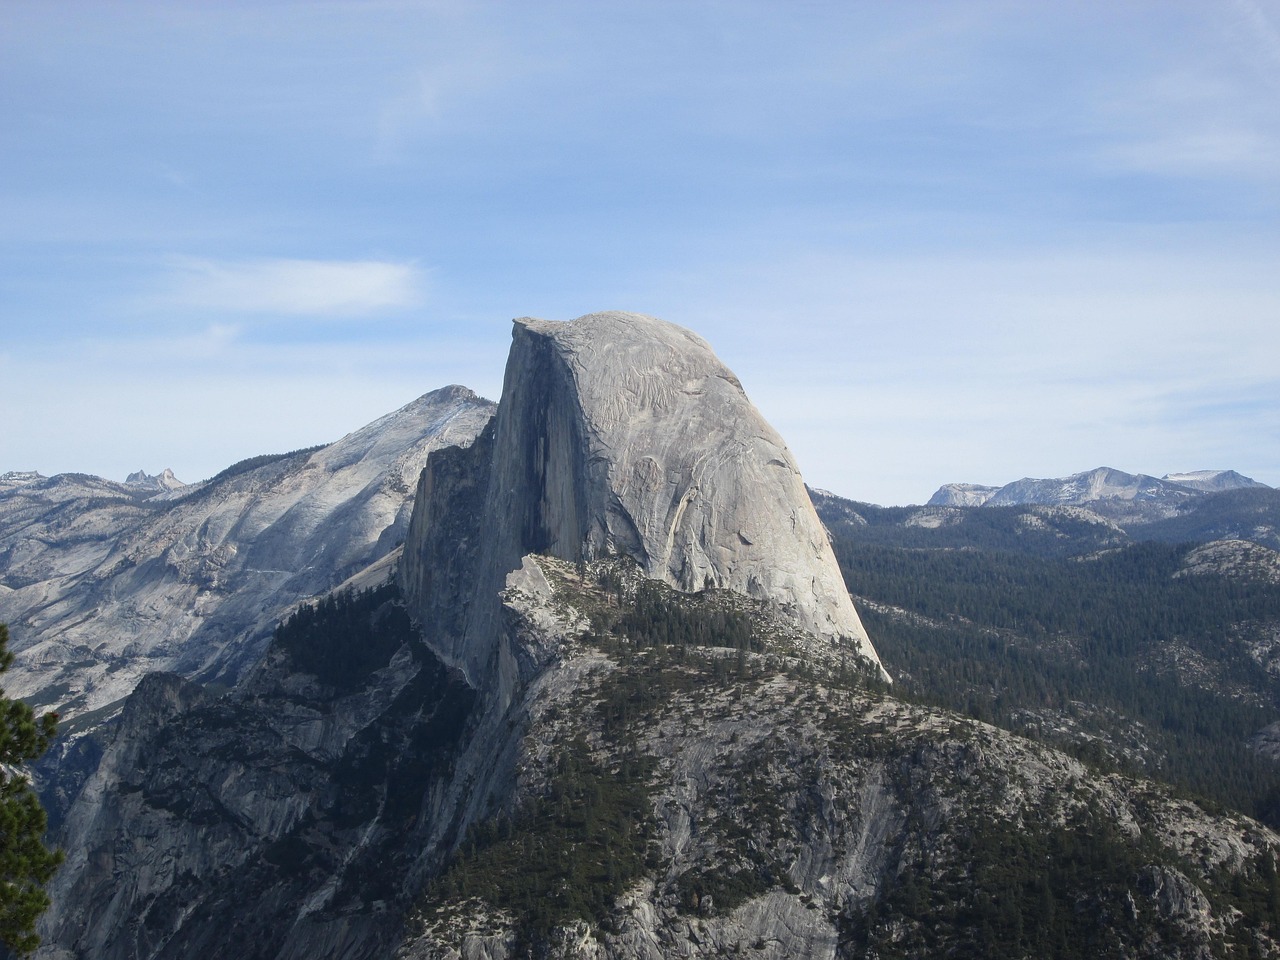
left=403, top=312, right=883, bottom=696
left=1, top=385, right=495, bottom=723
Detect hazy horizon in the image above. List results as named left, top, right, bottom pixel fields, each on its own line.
left=4, top=1, right=1278, bottom=506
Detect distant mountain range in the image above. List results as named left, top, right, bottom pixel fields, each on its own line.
left=928, top=466, right=1271, bottom=525
left=123, top=467, right=186, bottom=493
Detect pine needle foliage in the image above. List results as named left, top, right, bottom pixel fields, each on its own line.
left=829, top=534, right=1280, bottom=823
left=0, top=624, right=63, bottom=957
left=426, top=738, right=658, bottom=946
left=273, top=583, right=413, bottom=691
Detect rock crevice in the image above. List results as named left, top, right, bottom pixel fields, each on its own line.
left=402, top=311, right=884, bottom=695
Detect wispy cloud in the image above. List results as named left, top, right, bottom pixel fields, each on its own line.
left=160, top=257, right=425, bottom=316
left=6, top=3, right=1279, bottom=504
left=1090, top=68, right=1280, bottom=181
left=370, top=15, right=526, bottom=164
left=1084, top=4, right=1280, bottom=182
left=1231, top=0, right=1280, bottom=79
left=1098, top=123, right=1274, bottom=179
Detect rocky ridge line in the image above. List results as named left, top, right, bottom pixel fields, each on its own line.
left=1, top=385, right=495, bottom=723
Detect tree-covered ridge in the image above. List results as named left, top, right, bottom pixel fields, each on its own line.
left=850, top=799, right=1279, bottom=959
left=423, top=736, right=659, bottom=947
left=602, top=577, right=762, bottom=653
left=814, top=497, right=1129, bottom=558
left=837, top=540, right=1280, bottom=648
left=812, top=484, right=1280, bottom=557
left=203, top=445, right=327, bottom=488
left=408, top=558, right=1280, bottom=958
left=1141, top=487, right=1280, bottom=551
left=579, top=556, right=873, bottom=675
left=273, top=581, right=415, bottom=691
left=822, top=502, right=1280, bottom=826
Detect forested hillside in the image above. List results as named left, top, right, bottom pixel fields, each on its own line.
left=816, top=493, right=1280, bottom=825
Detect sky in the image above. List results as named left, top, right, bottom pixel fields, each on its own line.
left=2, top=0, right=1278, bottom=506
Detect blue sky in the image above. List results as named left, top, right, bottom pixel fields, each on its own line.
left=3, top=0, right=1278, bottom=505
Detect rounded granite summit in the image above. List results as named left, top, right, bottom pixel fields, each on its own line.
left=406, top=311, right=885, bottom=686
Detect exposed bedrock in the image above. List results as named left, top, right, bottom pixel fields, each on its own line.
left=403, top=311, right=884, bottom=694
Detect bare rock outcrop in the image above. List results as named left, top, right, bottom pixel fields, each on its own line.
left=403, top=312, right=883, bottom=695
left=37, top=589, right=477, bottom=960
left=2, top=385, right=494, bottom=722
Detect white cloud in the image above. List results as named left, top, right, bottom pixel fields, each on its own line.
left=161, top=257, right=426, bottom=316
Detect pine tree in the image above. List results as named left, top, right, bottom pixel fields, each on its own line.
left=0, top=624, right=63, bottom=956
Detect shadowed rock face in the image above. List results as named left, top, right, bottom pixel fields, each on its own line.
left=37, top=600, right=478, bottom=960
left=403, top=312, right=883, bottom=692
left=1, top=385, right=496, bottom=722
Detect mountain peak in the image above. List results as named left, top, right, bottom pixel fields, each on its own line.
left=0, top=389, right=496, bottom=723
left=1162, top=469, right=1268, bottom=493
left=0, top=470, right=45, bottom=491
left=403, top=311, right=884, bottom=694
left=984, top=466, right=1174, bottom=506
left=927, top=482, right=1000, bottom=507
left=926, top=466, right=1273, bottom=524
left=124, top=467, right=186, bottom=492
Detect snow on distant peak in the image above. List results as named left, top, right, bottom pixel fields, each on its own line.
left=1162, top=470, right=1269, bottom=493
left=927, top=483, right=999, bottom=507
left=977, top=467, right=1189, bottom=507
left=0, top=471, right=45, bottom=491
left=925, top=466, right=1270, bottom=522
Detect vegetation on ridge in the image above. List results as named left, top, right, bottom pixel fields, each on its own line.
left=822, top=499, right=1280, bottom=827
left=412, top=558, right=1280, bottom=956
left=418, top=567, right=793, bottom=945
left=203, top=444, right=327, bottom=487
left=424, top=737, right=659, bottom=946
left=273, top=581, right=414, bottom=691
left=0, top=624, right=63, bottom=957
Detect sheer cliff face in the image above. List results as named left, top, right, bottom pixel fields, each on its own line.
left=403, top=311, right=883, bottom=688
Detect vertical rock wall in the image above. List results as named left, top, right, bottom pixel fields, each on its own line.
left=402, top=312, right=884, bottom=694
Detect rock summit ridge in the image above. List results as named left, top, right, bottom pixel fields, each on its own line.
left=404, top=311, right=883, bottom=691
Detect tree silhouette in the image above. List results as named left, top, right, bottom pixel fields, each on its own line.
left=0, top=624, right=63, bottom=956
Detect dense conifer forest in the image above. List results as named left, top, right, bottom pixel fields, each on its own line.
left=274, top=582, right=416, bottom=692
left=820, top=498, right=1280, bottom=825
